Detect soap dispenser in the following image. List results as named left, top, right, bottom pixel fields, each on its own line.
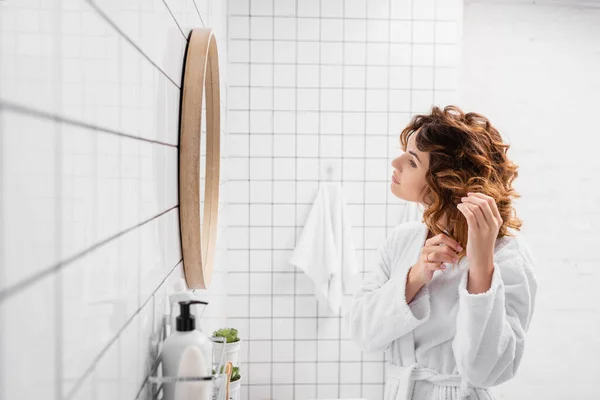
left=160, top=300, right=213, bottom=400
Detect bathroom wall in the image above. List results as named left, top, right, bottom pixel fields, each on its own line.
left=0, top=1, right=228, bottom=399
left=460, top=0, right=600, bottom=398
left=224, top=1, right=463, bottom=399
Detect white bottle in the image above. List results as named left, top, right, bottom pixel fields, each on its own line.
left=161, top=300, right=213, bottom=400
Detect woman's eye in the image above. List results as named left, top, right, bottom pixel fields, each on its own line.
left=409, top=160, right=417, bottom=168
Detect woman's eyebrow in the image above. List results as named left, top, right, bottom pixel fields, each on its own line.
left=408, top=150, right=421, bottom=164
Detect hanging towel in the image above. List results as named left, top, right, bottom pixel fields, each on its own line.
left=289, top=182, right=359, bottom=314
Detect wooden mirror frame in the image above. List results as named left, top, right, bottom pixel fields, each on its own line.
left=179, top=28, right=221, bottom=289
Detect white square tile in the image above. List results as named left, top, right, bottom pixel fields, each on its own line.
left=249, top=156, right=272, bottom=179
left=250, top=0, right=273, bottom=16
left=436, top=20, right=459, bottom=44
left=412, top=90, right=434, bottom=113
left=295, top=318, right=317, bottom=339
left=320, top=135, right=342, bottom=157
left=367, top=0, right=390, bottom=18
left=321, top=0, right=343, bottom=17
left=297, top=111, right=319, bottom=134
left=249, top=295, right=272, bottom=317
left=344, top=89, right=366, bottom=112
left=273, top=111, right=296, bottom=133
left=272, top=273, right=295, bottom=295
left=227, top=227, right=250, bottom=250
left=297, top=65, right=320, bottom=88
left=249, top=204, right=273, bottom=227
left=249, top=226, right=272, bottom=249
left=390, top=20, right=411, bottom=42
left=317, top=340, right=340, bottom=361
left=295, top=362, right=317, bottom=383
left=390, top=0, right=411, bottom=18
left=272, top=181, right=296, bottom=203
left=389, top=89, right=411, bottom=112
left=250, top=40, right=274, bottom=62
left=229, top=87, right=250, bottom=109
left=295, top=296, right=317, bottom=317
left=413, top=20, right=434, bottom=43
left=320, top=42, right=343, bottom=64
left=296, top=135, right=319, bottom=157
left=230, top=0, right=250, bottom=14
left=367, top=19, right=389, bottom=42
left=320, top=18, right=343, bottom=42
left=413, top=43, right=435, bottom=65
left=413, top=0, right=435, bottom=20
left=0, top=277, right=55, bottom=400
left=249, top=317, right=272, bottom=339
left=412, top=66, right=434, bottom=89
left=365, top=136, right=388, bottom=158
left=435, top=44, right=459, bottom=66
left=435, top=67, right=459, bottom=90
left=274, top=64, right=295, bottom=87
left=274, top=88, right=296, bottom=111
left=250, top=181, right=273, bottom=203
left=390, top=43, right=411, bottom=65
left=273, top=159, right=296, bottom=180
left=298, top=88, right=319, bottom=111
left=274, top=0, right=296, bottom=16
left=250, top=64, right=273, bottom=86
left=366, top=65, right=389, bottom=89
left=272, top=342, right=294, bottom=362
left=295, top=340, right=317, bottom=362
left=321, top=88, right=343, bottom=111
left=298, top=17, right=320, bottom=41
left=273, top=227, right=295, bottom=250
left=272, top=384, right=294, bottom=398
left=297, top=0, right=319, bottom=16
left=343, top=113, right=366, bottom=135
left=320, top=112, right=342, bottom=134
left=274, top=40, right=296, bottom=63
left=272, top=362, right=294, bottom=383
left=272, top=318, right=295, bottom=339
left=273, top=134, right=296, bottom=157
left=345, top=0, right=367, bottom=17
left=344, top=18, right=366, bottom=42
left=344, top=42, right=367, bottom=64
left=274, top=17, right=296, bottom=41
left=340, top=362, right=362, bottom=384
left=320, top=65, right=343, bottom=88
left=248, top=339, right=272, bottom=364
left=363, top=361, right=385, bottom=383
left=228, top=110, right=250, bottom=133
left=250, top=111, right=273, bottom=133
left=297, top=42, right=319, bottom=64
left=230, top=16, right=250, bottom=39
left=227, top=180, right=250, bottom=204
left=366, top=89, right=388, bottom=112
left=229, top=39, right=250, bottom=62
left=366, top=113, right=388, bottom=135
left=344, top=65, right=366, bottom=89
left=250, top=16, right=273, bottom=39
left=250, top=87, right=273, bottom=110
left=249, top=134, right=273, bottom=157
left=317, top=362, right=340, bottom=384
left=390, top=66, right=411, bottom=89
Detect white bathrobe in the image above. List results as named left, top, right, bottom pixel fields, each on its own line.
left=343, top=220, right=538, bottom=400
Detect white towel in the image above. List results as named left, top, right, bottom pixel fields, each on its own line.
left=289, top=182, right=359, bottom=314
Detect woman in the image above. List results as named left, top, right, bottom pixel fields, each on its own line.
left=343, top=105, right=538, bottom=400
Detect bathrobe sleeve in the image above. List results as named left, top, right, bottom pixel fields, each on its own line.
left=344, top=226, right=431, bottom=353
left=452, top=240, right=538, bottom=388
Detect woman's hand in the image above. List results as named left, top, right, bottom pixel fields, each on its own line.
left=456, top=192, right=503, bottom=274
left=410, top=233, right=463, bottom=286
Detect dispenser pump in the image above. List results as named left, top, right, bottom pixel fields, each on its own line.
left=176, top=300, right=208, bottom=332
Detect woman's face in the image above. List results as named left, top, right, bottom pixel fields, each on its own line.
left=390, top=130, right=431, bottom=206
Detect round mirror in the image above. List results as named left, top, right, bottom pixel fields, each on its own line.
left=179, top=28, right=221, bottom=289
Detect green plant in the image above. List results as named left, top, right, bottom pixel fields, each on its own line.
left=212, top=327, right=240, bottom=343
left=213, top=365, right=241, bottom=382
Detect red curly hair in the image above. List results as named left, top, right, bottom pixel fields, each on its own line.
left=399, top=105, right=523, bottom=260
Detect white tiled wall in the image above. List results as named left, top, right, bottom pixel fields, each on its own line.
left=0, top=1, right=228, bottom=399
left=225, top=1, right=463, bottom=399
left=460, top=1, right=600, bottom=399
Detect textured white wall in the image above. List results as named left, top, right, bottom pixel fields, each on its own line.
left=0, top=0, right=229, bottom=399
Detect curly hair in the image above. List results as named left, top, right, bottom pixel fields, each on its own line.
left=399, top=105, right=523, bottom=261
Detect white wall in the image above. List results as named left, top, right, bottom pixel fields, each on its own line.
left=225, top=0, right=463, bottom=399
left=0, top=1, right=229, bottom=399
left=460, top=0, right=600, bottom=398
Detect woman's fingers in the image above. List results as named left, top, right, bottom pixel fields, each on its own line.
left=424, top=246, right=459, bottom=264
left=425, top=233, right=462, bottom=252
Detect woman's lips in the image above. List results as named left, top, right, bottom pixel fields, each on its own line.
left=392, top=174, right=399, bottom=184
